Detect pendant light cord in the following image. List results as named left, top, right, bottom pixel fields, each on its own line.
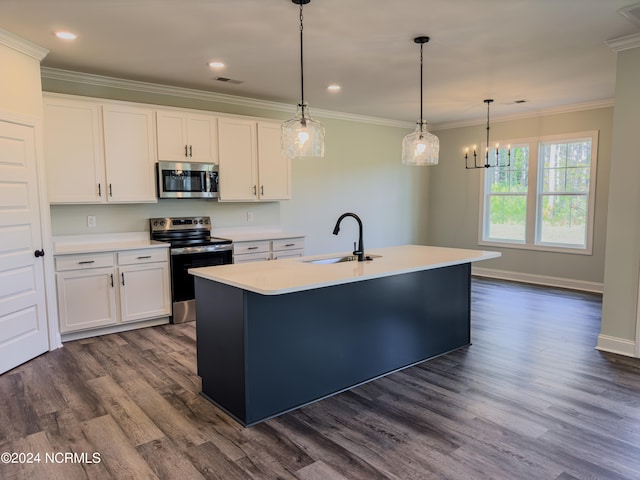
left=419, top=42, right=424, bottom=124
left=299, top=2, right=305, bottom=113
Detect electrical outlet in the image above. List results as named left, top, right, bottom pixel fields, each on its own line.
left=87, top=215, right=97, bottom=228
left=247, top=211, right=254, bottom=222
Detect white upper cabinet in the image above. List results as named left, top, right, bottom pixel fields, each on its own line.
left=156, top=110, right=218, bottom=164
left=102, top=103, right=157, bottom=203
left=257, top=122, right=291, bottom=201
left=218, top=118, right=291, bottom=201
left=218, top=117, right=258, bottom=201
left=42, top=94, right=291, bottom=205
left=43, top=96, right=106, bottom=203
left=43, top=94, right=157, bottom=204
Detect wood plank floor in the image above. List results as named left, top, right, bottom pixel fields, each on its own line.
left=1, top=278, right=639, bottom=479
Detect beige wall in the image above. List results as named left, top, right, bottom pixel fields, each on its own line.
left=43, top=78, right=424, bottom=255
left=429, top=107, right=613, bottom=286
left=601, top=45, right=640, bottom=345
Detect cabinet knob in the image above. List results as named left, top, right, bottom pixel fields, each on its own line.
left=34, top=249, right=45, bottom=258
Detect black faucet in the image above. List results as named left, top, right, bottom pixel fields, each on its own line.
left=333, top=212, right=365, bottom=261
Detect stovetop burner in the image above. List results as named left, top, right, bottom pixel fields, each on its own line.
left=149, top=216, right=232, bottom=252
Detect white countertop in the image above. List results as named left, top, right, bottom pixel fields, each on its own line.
left=189, top=245, right=501, bottom=295
left=53, top=233, right=170, bottom=255
left=212, top=229, right=305, bottom=243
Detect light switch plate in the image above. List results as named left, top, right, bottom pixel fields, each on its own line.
left=87, top=215, right=97, bottom=228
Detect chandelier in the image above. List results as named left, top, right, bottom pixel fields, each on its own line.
left=465, top=99, right=510, bottom=169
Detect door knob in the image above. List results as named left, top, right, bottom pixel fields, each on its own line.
left=34, top=249, right=45, bottom=258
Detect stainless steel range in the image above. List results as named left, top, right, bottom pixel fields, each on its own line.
left=150, top=216, right=232, bottom=323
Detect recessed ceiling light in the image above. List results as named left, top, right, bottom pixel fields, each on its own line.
left=208, top=61, right=225, bottom=68
left=55, top=31, right=77, bottom=40
left=327, top=84, right=341, bottom=92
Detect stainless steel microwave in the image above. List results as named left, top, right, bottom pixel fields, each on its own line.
left=157, top=161, right=219, bottom=199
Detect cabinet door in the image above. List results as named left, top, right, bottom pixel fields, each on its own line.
left=218, top=117, right=258, bottom=201
left=156, top=110, right=188, bottom=161
left=56, top=267, right=118, bottom=332
left=102, top=104, right=157, bottom=203
left=187, top=113, right=218, bottom=164
left=257, top=122, right=291, bottom=200
left=118, top=263, right=171, bottom=323
left=43, top=96, right=106, bottom=203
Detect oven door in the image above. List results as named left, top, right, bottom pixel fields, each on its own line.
left=170, top=249, right=232, bottom=323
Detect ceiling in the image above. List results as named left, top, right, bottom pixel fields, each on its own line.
left=1, top=0, right=639, bottom=126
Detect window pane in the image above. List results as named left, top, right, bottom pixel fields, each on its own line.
left=566, top=166, right=590, bottom=192
left=488, top=195, right=526, bottom=242
left=540, top=195, right=587, bottom=246
left=541, top=139, right=592, bottom=194
left=542, top=167, right=566, bottom=193
left=566, top=141, right=591, bottom=167
left=488, top=145, right=528, bottom=193
left=542, top=143, right=567, bottom=168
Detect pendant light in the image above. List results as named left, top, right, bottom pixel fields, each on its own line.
left=402, top=36, right=439, bottom=166
left=464, top=99, right=511, bottom=169
left=281, top=0, right=325, bottom=159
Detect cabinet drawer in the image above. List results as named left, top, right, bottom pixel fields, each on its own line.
left=272, top=249, right=304, bottom=260
left=272, top=238, right=305, bottom=252
left=118, top=248, right=168, bottom=265
left=233, top=240, right=270, bottom=255
left=233, top=252, right=271, bottom=264
left=55, top=253, right=114, bottom=271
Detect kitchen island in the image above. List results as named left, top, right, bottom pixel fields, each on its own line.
left=190, top=245, right=500, bottom=426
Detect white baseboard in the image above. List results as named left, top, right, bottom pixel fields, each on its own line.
left=60, top=317, right=170, bottom=342
left=596, top=334, right=637, bottom=358
left=471, top=267, right=603, bottom=293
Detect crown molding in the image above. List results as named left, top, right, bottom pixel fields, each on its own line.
left=0, top=28, right=48, bottom=61
left=432, top=98, right=615, bottom=131
left=40, top=67, right=415, bottom=129
left=605, top=32, right=640, bottom=52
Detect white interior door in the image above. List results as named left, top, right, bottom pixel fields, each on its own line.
left=0, top=119, right=49, bottom=374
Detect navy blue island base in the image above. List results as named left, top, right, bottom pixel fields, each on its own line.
left=194, top=262, right=471, bottom=427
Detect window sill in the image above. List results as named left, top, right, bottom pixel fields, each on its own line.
left=478, top=239, right=593, bottom=256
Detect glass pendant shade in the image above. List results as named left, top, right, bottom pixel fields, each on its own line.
left=282, top=103, right=325, bottom=159
left=402, top=121, right=439, bottom=165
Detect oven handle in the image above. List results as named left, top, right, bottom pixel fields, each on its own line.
left=170, top=244, right=233, bottom=255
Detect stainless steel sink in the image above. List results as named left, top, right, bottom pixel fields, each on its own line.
left=303, top=254, right=380, bottom=265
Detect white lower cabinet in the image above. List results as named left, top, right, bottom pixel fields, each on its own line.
left=55, top=248, right=171, bottom=336
left=118, top=262, right=171, bottom=323
left=271, top=238, right=305, bottom=259
left=56, top=266, right=118, bottom=332
left=233, top=237, right=305, bottom=263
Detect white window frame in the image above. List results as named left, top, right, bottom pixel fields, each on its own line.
left=478, top=131, right=599, bottom=255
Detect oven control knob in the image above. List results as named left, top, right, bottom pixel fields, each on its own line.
left=152, top=221, right=158, bottom=227
left=204, top=218, right=210, bottom=224
left=160, top=220, right=165, bottom=226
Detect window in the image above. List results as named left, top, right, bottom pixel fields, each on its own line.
left=480, top=131, right=598, bottom=254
